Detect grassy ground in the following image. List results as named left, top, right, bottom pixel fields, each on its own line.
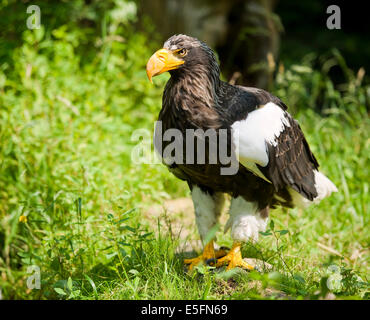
left=0, top=27, right=369, bottom=300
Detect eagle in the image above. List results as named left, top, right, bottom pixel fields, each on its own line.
left=146, top=34, right=338, bottom=271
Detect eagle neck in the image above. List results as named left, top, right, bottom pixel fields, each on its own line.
left=162, top=69, right=222, bottom=129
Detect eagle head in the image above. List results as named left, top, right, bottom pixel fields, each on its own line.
left=146, top=34, right=220, bottom=83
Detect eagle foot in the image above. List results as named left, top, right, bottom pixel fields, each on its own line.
left=184, top=241, right=228, bottom=270
left=215, top=242, right=254, bottom=271
left=205, top=258, right=217, bottom=266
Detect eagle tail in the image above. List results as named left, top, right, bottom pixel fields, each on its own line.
left=290, top=170, right=338, bottom=209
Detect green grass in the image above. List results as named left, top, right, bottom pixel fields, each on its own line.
left=0, top=25, right=369, bottom=300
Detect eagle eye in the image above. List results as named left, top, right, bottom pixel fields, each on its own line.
left=177, top=48, right=187, bottom=57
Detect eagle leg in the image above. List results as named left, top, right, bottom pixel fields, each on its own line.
left=184, top=240, right=228, bottom=270
left=215, top=242, right=254, bottom=271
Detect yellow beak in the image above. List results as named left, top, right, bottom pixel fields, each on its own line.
left=146, top=48, right=185, bottom=83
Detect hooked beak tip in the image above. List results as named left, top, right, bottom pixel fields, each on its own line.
left=146, top=53, right=162, bottom=83
left=146, top=70, right=153, bottom=84
left=146, top=48, right=184, bottom=83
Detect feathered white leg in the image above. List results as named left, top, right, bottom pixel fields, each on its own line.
left=220, top=196, right=268, bottom=270
left=184, top=186, right=227, bottom=270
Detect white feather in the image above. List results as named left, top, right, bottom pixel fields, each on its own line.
left=290, top=170, right=338, bottom=208
left=313, top=170, right=338, bottom=201
left=224, top=197, right=268, bottom=243
left=231, top=102, right=290, bottom=180
left=192, top=186, right=224, bottom=242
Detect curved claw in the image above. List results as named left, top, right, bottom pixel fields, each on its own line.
left=184, top=241, right=229, bottom=271
left=205, top=258, right=217, bottom=266
left=215, top=242, right=254, bottom=271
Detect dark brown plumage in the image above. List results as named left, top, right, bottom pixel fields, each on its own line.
left=147, top=34, right=337, bottom=270
left=154, top=35, right=317, bottom=209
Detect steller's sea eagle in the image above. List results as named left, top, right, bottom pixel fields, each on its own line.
left=146, top=34, right=338, bottom=271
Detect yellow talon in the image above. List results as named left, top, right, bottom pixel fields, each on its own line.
left=184, top=240, right=228, bottom=270
left=215, top=242, right=254, bottom=271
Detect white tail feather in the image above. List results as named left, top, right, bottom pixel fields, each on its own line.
left=290, top=170, right=338, bottom=209
left=313, top=171, right=338, bottom=201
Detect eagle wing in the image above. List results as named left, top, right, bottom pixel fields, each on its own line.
left=262, top=112, right=319, bottom=200
left=231, top=100, right=319, bottom=200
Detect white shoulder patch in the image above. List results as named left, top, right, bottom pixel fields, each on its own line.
left=231, top=102, right=290, bottom=180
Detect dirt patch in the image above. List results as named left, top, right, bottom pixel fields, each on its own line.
left=143, top=197, right=229, bottom=250
left=143, top=197, right=197, bottom=240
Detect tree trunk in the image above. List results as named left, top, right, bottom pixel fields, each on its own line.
left=138, top=0, right=281, bottom=89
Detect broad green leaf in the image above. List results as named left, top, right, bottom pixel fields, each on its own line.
left=54, top=288, right=66, bottom=296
